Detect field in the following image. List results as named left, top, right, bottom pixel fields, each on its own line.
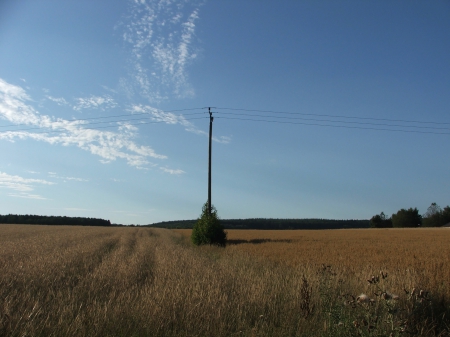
left=1, top=225, right=449, bottom=336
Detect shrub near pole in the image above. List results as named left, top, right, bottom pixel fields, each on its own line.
left=191, top=202, right=227, bottom=246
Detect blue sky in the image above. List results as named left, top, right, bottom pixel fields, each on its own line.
left=0, top=0, right=449, bottom=225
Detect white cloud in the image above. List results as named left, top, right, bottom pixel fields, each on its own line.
left=130, top=104, right=191, bottom=125
left=129, top=104, right=232, bottom=144
left=46, top=95, right=69, bottom=106
left=118, top=121, right=138, bottom=134
left=0, top=79, right=167, bottom=168
left=46, top=172, right=88, bottom=182
left=64, top=177, right=88, bottom=182
left=120, top=0, right=203, bottom=102
left=0, top=171, right=54, bottom=192
left=8, top=193, right=48, bottom=200
left=217, top=135, right=231, bottom=144
left=73, top=95, right=118, bottom=111
left=0, top=171, right=54, bottom=199
left=160, top=167, right=185, bottom=175
left=101, top=85, right=118, bottom=94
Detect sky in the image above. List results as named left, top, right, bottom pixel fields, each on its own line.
left=0, top=0, right=449, bottom=225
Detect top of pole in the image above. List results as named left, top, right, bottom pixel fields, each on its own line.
left=208, top=107, right=214, bottom=122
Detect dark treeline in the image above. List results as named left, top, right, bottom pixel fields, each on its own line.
left=148, top=218, right=370, bottom=230
left=370, top=203, right=450, bottom=228
left=0, top=214, right=111, bottom=227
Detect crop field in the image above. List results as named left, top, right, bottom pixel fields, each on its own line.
left=1, top=225, right=449, bottom=336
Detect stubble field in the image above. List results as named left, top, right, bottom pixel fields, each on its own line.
left=1, top=225, right=449, bottom=336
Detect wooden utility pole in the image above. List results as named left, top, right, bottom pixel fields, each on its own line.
left=208, top=107, right=213, bottom=215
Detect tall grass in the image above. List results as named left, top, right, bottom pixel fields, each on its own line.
left=1, top=225, right=449, bottom=336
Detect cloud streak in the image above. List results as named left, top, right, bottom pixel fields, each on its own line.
left=120, top=0, right=203, bottom=102
left=160, top=167, right=185, bottom=175
left=73, top=95, right=118, bottom=111
left=129, top=104, right=230, bottom=144
left=48, top=172, right=88, bottom=182
left=0, top=171, right=54, bottom=199
left=46, top=95, right=69, bottom=106
left=0, top=79, right=166, bottom=168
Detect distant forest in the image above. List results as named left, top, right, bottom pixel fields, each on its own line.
left=148, top=218, right=370, bottom=230
left=0, top=214, right=111, bottom=227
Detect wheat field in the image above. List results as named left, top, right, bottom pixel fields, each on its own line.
left=1, top=225, right=449, bottom=336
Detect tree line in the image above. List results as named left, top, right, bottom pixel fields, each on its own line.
left=149, top=218, right=370, bottom=230
left=0, top=214, right=111, bottom=226
left=370, top=203, right=450, bottom=228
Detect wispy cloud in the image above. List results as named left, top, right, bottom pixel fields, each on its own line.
left=160, top=167, right=185, bottom=175
left=47, top=172, right=88, bottom=182
left=73, top=95, right=117, bottom=111
left=120, top=0, right=203, bottom=102
left=217, top=135, right=231, bottom=144
left=128, top=104, right=230, bottom=144
left=64, top=177, right=88, bottom=182
left=101, top=85, right=118, bottom=94
left=8, top=193, right=48, bottom=200
left=130, top=104, right=193, bottom=126
left=46, top=95, right=69, bottom=106
left=0, top=171, right=54, bottom=199
left=0, top=79, right=166, bottom=168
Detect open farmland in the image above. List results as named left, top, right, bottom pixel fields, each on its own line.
left=1, top=225, right=449, bottom=336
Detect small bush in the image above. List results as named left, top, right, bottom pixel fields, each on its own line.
left=191, top=202, right=227, bottom=246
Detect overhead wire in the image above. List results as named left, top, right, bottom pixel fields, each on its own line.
left=213, top=107, right=450, bottom=135
left=0, top=116, right=209, bottom=135
left=214, top=111, right=450, bottom=132
left=0, top=108, right=204, bottom=129
left=215, top=107, right=450, bottom=125
left=0, top=106, right=449, bottom=136
left=215, top=116, right=450, bottom=135
left=0, top=109, right=207, bottom=135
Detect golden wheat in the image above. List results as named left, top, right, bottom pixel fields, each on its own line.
left=177, top=228, right=450, bottom=298
left=0, top=225, right=448, bottom=336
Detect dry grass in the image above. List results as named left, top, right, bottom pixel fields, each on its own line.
left=226, top=228, right=450, bottom=299
left=178, top=228, right=450, bottom=297
left=1, top=225, right=449, bottom=336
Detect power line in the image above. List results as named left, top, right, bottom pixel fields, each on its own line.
left=215, top=111, right=450, bottom=132
left=0, top=108, right=205, bottom=129
left=1, top=105, right=449, bottom=136
left=0, top=116, right=208, bottom=135
left=216, top=107, right=450, bottom=125
left=215, top=116, right=450, bottom=135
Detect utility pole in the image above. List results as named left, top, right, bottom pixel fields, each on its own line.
left=208, top=107, right=213, bottom=216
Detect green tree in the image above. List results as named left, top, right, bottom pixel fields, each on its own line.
left=423, top=203, right=450, bottom=227
left=423, top=202, right=442, bottom=227
left=391, top=207, right=422, bottom=228
left=191, top=202, right=227, bottom=246
left=442, top=206, right=450, bottom=225
left=369, top=212, right=393, bottom=228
